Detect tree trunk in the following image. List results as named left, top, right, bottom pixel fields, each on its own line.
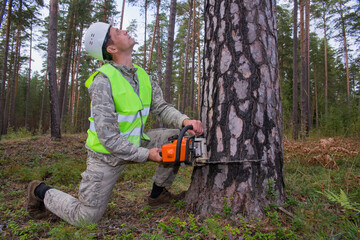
left=181, top=0, right=193, bottom=114
left=163, top=0, right=177, bottom=103
left=120, top=0, right=125, bottom=29
left=156, top=0, right=162, bottom=86
left=25, top=21, right=32, bottom=131
left=9, top=4, right=22, bottom=129
left=292, top=0, right=299, bottom=140
left=71, top=28, right=82, bottom=125
left=48, top=0, right=61, bottom=140
left=305, top=0, right=311, bottom=132
left=104, top=0, right=107, bottom=22
left=0, top=0, right=7, bottom=29
left=0, top=0, right=12, bottom=137
left=190, top=0, right=197, bottom=116
left=299, top=0, right=307, bottom=138
left=39, top=69, right=48, bottom=132
left=147, top=0, right=160, bottom=72
left=68, top=43, right=77, bottom=121
left=314, top=71, right=319, bottom=130
left=323, top=1, right=329, bottom=118
left=339, top=1, right=351, bottom=109
left=58, top=2, right=75, bottom=121
left=197, top=40, right=201, bottom=117
left=186, top=0, right=285, bottom=218
left=143, top=1, right=148, bottom=69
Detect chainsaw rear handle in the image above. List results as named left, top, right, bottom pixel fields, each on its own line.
left=174, top=125, right=194, bottom=165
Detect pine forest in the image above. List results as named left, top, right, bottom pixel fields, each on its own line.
left=0, top=0, right=359, bottom=139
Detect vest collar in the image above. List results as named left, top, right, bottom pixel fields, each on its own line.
left=107, top=61, right=138, bottom=76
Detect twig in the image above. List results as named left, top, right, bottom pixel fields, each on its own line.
left=278, top=206, right=295, bottom=218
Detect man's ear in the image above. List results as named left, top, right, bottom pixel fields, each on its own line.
left=106, top=44, right=117, bottom=54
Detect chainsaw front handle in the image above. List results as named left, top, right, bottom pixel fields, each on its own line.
left=174, top=125, right=194, bottom=166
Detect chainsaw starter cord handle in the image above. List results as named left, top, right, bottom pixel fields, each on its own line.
left=175, top=125, right=194, bottom=165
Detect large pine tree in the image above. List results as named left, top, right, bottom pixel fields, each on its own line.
left=185, top=0, right=285, bottom=218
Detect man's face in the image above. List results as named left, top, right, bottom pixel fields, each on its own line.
left=107, top=27, right=136, bottom=52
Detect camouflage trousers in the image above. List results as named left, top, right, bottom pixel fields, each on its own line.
left=44, top=129, right=180, bottom=226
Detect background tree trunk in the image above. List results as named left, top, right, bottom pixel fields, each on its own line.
left=0, top=0, right=7, bottom=28
left=300, top=0, right=307, bottom=138
left=25, top=21, right=32, bottom=131
left=292, top=0, right=299, bottom=140
left=0, top=0, right=12, bottom=137
left=181, top=0, right=193, bottom=114
left=48, top=0, right=61, bottom=140
left=147, top=0, right=160, bottom=72
left=39, top=69, right=48, bottom=132
left=338, top=1, right=351, bottom=109
left=190, top=0, right=197, bottom=116
left=163, top=0, right=177, bottom=103
left=143, top=0, right=148, bottom=69
left=156, top=0, right=162, bottom=86
left=58, top=2, right=75, bottom=121
left=305, top=0, right=311, bottom=132
left=120, top=0, right=126, bottom=29
left=323, top=1, right=329, bottom=118
left=9, top=4, right=22, bottom=129
left=186, top=0, right=285, bottom=218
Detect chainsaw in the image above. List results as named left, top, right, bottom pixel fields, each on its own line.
left=161, top=125, right=209, bottom=166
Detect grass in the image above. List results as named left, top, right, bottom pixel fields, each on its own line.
left=0, top=134, right=359, bottom=239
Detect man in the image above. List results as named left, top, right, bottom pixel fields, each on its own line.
left=26, top=22, right=203, bottom=226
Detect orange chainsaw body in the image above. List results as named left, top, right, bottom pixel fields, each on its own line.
left=161, top=139, right=189, bottom=163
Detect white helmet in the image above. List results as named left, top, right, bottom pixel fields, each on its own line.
left=84, top=22, right=111, bottom=61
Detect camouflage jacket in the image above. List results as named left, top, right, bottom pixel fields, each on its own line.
left=86, top=61, right=189, bottom=165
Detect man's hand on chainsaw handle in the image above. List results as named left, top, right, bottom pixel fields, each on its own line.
left=148, top=148, right=162, bottom=163
left=182, top=119, right=204, bottom=136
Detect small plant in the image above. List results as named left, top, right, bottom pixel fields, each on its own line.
left=174, top=200, right=186, bottom=208
left=266, top=180, right=278, bottom=198
left=317, top=189, right=360, bottom=213
left=157, top=221, right=176, bottom=234
left=222, top=197, right=232, bottom=217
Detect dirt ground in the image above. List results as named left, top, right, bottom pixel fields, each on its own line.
left=1, top=134, right=359, bottom=238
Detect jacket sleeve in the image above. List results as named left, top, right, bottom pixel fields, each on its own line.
left=150, top=80, right=189, bottom=128
left=88, top=73, right=150, bottom=163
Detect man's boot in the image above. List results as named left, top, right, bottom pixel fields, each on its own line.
left=25, top=180, right=50, bottom=219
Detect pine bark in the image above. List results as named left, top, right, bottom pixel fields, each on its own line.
left=190, top=0, right=197, bottom=115
left=58, top=2, right=75, bottom=121
left=156, top=0, right=162, bottom=86
left=0, top=0, right=12, bottom=137
left=48, top=0, right=61, bottom=140
left=143, top=1, right=148, bottom=69
left=39, top=69, right=48, bottom=132
left=9, top=5, right=22, bottom=129
left=292, top=0, right=299, bottom=140
left=147, top=0, right=161, bottom=72
left=339, top=1, right=351, bottom=109
left=181, top=0, right=193, bottom=114
left=197, top=40, right=201, bottom=116
left=299, top=0, right=307, bottom=138
left=305, top=0, right=311, bottom=131
left=25, top=22, right=32, bottom=130
left=120, top=0, right=126, bottom=29
left=0, top=0, right=7, bottom=29
left=163, top=0, right=177, bottom=103
left=323, top=2, right=329, bottom=117
left=186, top=0, right=285, bottom=218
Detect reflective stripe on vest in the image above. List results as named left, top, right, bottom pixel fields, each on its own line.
left=85, top=63, right=152, bottom=153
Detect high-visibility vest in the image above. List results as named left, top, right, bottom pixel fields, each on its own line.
left=85, top=63, right=152, bottom=153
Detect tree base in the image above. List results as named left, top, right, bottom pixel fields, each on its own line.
left=185, top=164, right=285, bottom=219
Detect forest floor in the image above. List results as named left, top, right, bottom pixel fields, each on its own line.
left=0, top=133, right=359, bottom=239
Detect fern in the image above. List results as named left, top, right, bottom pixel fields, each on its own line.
left=317, top=189, right=360, bottom=213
